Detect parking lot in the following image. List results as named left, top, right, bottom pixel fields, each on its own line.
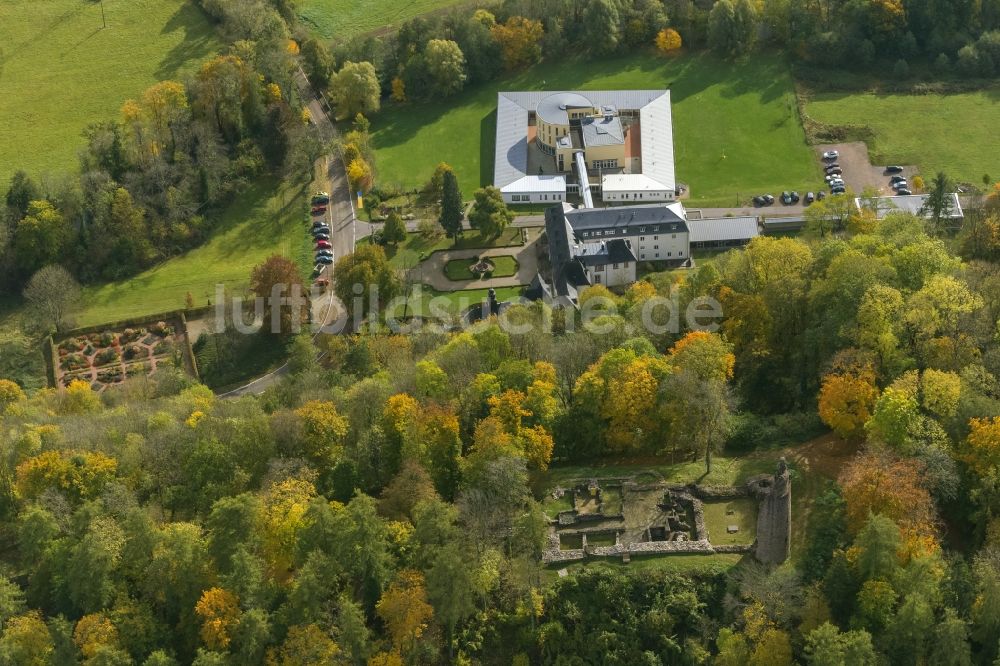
left=813, top=142, right=916, bottom=196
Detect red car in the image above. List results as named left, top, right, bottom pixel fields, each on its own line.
left=315, top=240, right=332, bottom=249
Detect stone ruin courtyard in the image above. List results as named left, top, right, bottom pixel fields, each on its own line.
left=543, top=466, right=789, bottom=566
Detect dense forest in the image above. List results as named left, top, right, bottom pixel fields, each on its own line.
left=3, top=207, right=1000, bottom=663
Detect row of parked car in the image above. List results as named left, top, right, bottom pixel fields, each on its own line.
left=821, top=150, right=848, bottom=195
left=311, top=192, right=333, bottom=280
left=885, top=165, right=912, bottom=195
left=752, top=189, right=827, bottom=207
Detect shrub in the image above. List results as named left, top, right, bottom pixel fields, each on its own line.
left=893, top=59, right=910, bottom=79
left=150, top=321, right=174, bottom=338
left=95, top=349, right=120, bottom=366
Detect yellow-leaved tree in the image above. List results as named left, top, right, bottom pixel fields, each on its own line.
left=655, top=28, right=683, bottom=54
left=195, top=587, right=241, bottom=650
left=377, top=570, right=435, bottom=659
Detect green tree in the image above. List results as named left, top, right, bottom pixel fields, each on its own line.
left=921, top=171, right=955, bottom=235
left=582, top=0, right=622, bottom=54
left=330, top=61, right=380, bottom=119
left=13, top=200, right=67, bottom=274
left=929, top=608, right=972, bottom=666
left=426, top=544, right=475, bottom=661
left=804, top=622, right=878, bottom=666
left=382, top=210, right=407, bottom=245
left=439, top=170, right=464, bottom=239
left=336, top=596, right=370, bottom=666
left=855, top=514, right=901, bottom=582
left=424, top=39, right=467, bottom=97
left=468, top=186, right=513, bottom=238
left=4, top=171, right=40, bottom=218
left=333, top=244, right=402, bottom=317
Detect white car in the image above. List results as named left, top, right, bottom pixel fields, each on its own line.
left=892, top=180, right=908, bottom=190
left=828, top=179, right=845, bottom=188
left=823, top=150, right=839, bottom=160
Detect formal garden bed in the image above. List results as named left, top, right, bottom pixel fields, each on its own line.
left=51, top=316, right=195, bottom=392
left=443, top=254, right=519, bottom=281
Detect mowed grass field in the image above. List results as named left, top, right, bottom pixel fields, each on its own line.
left=77, top=177, right=314, bottom=327
left=805, top=89, right=1000, bottom=185
left=297, top=0, right=469, bottom=38
left=371, top=52, right=820, bottom=206
left=0, top=0, right=220, bottom=185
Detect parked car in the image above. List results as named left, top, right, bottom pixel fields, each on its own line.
left=311, top=227, right=331, bottom=237
left=829, top=178, right=845, bottom=187
left=313, top=233, right=330, bottom=241
left=317, top=255, right=333, bottom=265
left=763, top=194, right=775, bottom=205
left=896, top=188, right=913, bottom=196
left=823, top=150, right=839, bottom=160
left=825, top=174, right=839, bottom=183
left=816, top=190, right=826, bottom=201
left=753, top=195, right=765, bottom=207
left=885, top=166, right=904, bottom=174
left=316, top=250, right=334, bottom=259
left=790, top=191, right=800, bottom=203
left=805, top=192, right=815, bottom=204
left=892, top=180, right=908, bottom=190
left=824, top=163, right=841, bottom=171
left=890, top=175, right=906, bottom=184
left=315, top=240, right=332, bottom=249
left=311, top=265, right=325, bottom=279
left=831, top=186, right=846, bottom=194
left=311, top=206, right=327, bottom=215
left=781, top=191, right=792, bottom=204
left=826, top=168, right=843, bottom=176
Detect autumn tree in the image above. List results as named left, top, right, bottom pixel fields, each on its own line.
left=0, top=611, right=54, bottom=665
left=250, top=254, right=308, bottom=336
left=376, top=570, right=435, bottom=659
left=267, top=624, right=339, bottom=665
left=293, top=400, right=349, bottom=467
left=468, top=186, right=513, bottom=238
left=329, top=61, right=380, bottom=119
left=818, top=366, right=879, bottom=439
left=73, top=613, right=120, bottom=659
left=195, top=588, right=241, bottom=651
left=839, top=450, right=935, bottom=539
left=655, top=27, right=683, bottom=53
left=347, top=157, right=374, bottom=194
left=490, top=16, right=544, bottom=70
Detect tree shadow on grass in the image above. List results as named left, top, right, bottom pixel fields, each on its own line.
left=479, top=109, right=497, bottom=188
left=155, top=3, right=221, bottom=80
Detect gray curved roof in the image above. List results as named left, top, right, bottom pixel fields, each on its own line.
left=536, top=92, right=594, bottom=125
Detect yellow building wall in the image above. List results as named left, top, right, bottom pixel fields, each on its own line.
left=584, top=143, right=627, bottom=165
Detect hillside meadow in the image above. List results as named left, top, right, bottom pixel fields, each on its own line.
left=805, top=87, right=1000, bottom=185
left=0, top=0, right=220, bottom=184
left=297, top=0, right=469, bottom=39
left=371, top=52, right=821, bottom=206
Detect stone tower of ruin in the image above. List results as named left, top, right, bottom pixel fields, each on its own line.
left=755, top=457, right=791, bottom=564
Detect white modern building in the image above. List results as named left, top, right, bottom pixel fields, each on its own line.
left=494, top=90, right=677, bottom=205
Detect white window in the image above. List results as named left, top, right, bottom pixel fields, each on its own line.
left=595, top=264, right=605, bottom=272
left=639, top=227, right=646, bottom=232
left=639, top=236, right=645, bottom=241
left=653, top=245, right=659, bottom=249
left=671, top=233, right=676, bottom=239
left=613, top=263, right=619, bottom=269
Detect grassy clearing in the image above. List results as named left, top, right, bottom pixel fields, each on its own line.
left=0, top=0, right=220, bottom=185
left=543, top=553, right=746, bottom=582
left=702, top=499, right=757, bottom=546
left=805, top=88, right=1000, bottom=185
left=372, top=52, right=819, bottom=204
left=77, top=177, right=314, bottom=327
left=296, top=0, right=469, bottom=39
left=444, top=255, right=519, bottom=281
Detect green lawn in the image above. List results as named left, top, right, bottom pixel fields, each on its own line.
left=77, top=177, right=314, bottom=327
left=372, top=52, right=820, bottom=205
left=805, top=88, right=1000, bottom=185
left=387, top=285, right=525, bottom=320
left=296, top=0, right=469, bottom=39
left=363, top=226, right=524, bottom=270
left=444, top=255, right=519, bottom=281
left=543, top=553, right=746, bottom=583
left=702, top=499, right=758, bottom=546
left=0, top=0, right=220, bottom=185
